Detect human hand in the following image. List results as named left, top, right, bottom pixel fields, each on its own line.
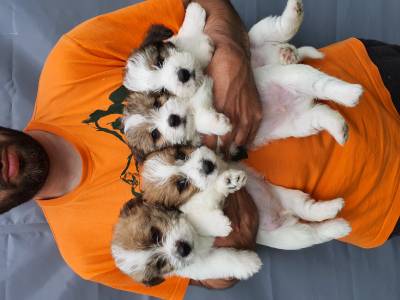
left=191, top=0, right=262, bottom=155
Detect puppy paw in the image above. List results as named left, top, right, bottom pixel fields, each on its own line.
left=317, top=218, right=352, bottom=240
left=213, top=215, right=233, bottom=237
left=197, top=34, right=215, bottom=67
left=279, top=44, right=300, bottom=65
left=212, top=113, right=232, bottom=136
left=217, top=170, right=247, bottom=195
left=185, top=3, right=207, bottom=31
left=333, top=83, right=363, bottom=107
left=233, top=251, right=262, bottom=280
left=294, top=0, right=304, bottom=16
left=318, top=106, right=349, bottom=145
left=304, top=197, right=345, bottom=222
left=329, top=119, right=349, bottom=146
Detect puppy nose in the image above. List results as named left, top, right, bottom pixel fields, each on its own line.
left=168, top=114, right=182, bottom=127
left=177, top=68, right=191, bottom=83
left=176, top=240, right=191, bottom=257
left=202, top=159, right=215, bottom=175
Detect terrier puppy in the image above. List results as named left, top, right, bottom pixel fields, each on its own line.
left=111, top=196, right=262, bottom=286
left=141, top=145, right=351, bottom=250
left=123, top=3, right=213, bottom=98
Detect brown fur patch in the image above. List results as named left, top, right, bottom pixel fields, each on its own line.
left=112, top=198, right=178, bottom=284
left=123, top=91, right=173, bottom=161
left=142, top=146, right=200, bottom=206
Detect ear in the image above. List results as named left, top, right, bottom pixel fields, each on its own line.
left=120, top=197, right=144, bottom=218
left=131, top=147, right=147, bottom=164
left=142, top=275, right=165, bottom=286
left=140, top=24, right=174, bottom=48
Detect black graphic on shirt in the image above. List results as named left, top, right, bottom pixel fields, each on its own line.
left=82, top=86, right=142, bottom=197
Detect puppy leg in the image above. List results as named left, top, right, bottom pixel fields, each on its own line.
left=297, top=46, right=325, bottom=61
left=255, top=102, right=349, bottom=145
left=257, top=218, right=351, bottom=249
left=272, top=185, right=345, bottom=222
left=191, top=77, right=232, bottom=136
left=185, top=209, right=232, bottom=237
left=174, top=248, right=262, bottom=280
left=170, top=3, right=214, bottom=67
left=254, top=64, right=363, bottom=107
left=249, top=0, right=304, bottom=47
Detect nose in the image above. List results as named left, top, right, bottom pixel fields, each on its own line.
left=202, top=159, right=215, bottom=175
left=168, top=114, right=182, bottom=127
left=177, top=68, right=191, bottom=83
left=176, top=240, right=192, bottom=257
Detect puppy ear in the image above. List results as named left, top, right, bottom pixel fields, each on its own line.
left=131, top=147, right=147, bottom=164
left=120, top=197, right=144, bottom=218
left=142, top=275, right=165, bottom=287
left=140, top=24, right=174, bottom=48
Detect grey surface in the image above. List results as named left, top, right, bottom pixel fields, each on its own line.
left=0, top=0, right=400, bottom=300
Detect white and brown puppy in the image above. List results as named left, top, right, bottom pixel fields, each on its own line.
left=111, top=197, right=262, bottom=285
left=123, top=3, right=213, bottom=98
left=141, top=145, right=352, bottom=250
left=123, top=77, right=231, bottom=161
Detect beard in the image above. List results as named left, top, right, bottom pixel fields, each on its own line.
left=0, top=126, right=49, bottom=214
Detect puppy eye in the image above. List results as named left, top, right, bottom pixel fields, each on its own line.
left=151, top=129, right=161, bottom=141
left=155, top=56, right=164, bottom=68
left=151, top=227, right=163, bottom=245
left=175, top=150, right=187, bottom=161
left=176, top=178, right=189, bottom=193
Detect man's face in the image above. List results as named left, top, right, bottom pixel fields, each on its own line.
left=0, top=126, right=49, bottom=214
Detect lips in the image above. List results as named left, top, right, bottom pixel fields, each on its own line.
left=1, top=146, right=19, bottom=184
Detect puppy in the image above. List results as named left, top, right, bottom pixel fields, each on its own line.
left=249, top=0, right=324, bottom=67
left=123, top=3, right=213, bottom=98
left=111, top=196, right=262, bottom=285
left=141, top=145, right=351, bottom=250
left=123, top=77, right=231, bottom=161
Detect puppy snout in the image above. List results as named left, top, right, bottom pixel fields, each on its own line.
left=168, top=114, right=182, bottom=127
left=177, top=68, right=191, bottom=83
left=202, top=159, right=215, bottom=175
left=176, top=240, right=192, bottom=257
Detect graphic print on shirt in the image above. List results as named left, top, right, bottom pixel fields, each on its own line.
left=82, top=86, right=142, bottom=197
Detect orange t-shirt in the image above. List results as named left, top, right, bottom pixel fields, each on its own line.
left=24, top=0, right=400, bottom=298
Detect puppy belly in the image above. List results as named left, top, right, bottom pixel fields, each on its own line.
left=244, top=167, right=286, bottom=231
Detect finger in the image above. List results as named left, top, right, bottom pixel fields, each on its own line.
left=190, top=278, right=238, bottom=289
left=202, top=135, right=218, bottom=150
left=245, top=110, right=263, bottom=146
